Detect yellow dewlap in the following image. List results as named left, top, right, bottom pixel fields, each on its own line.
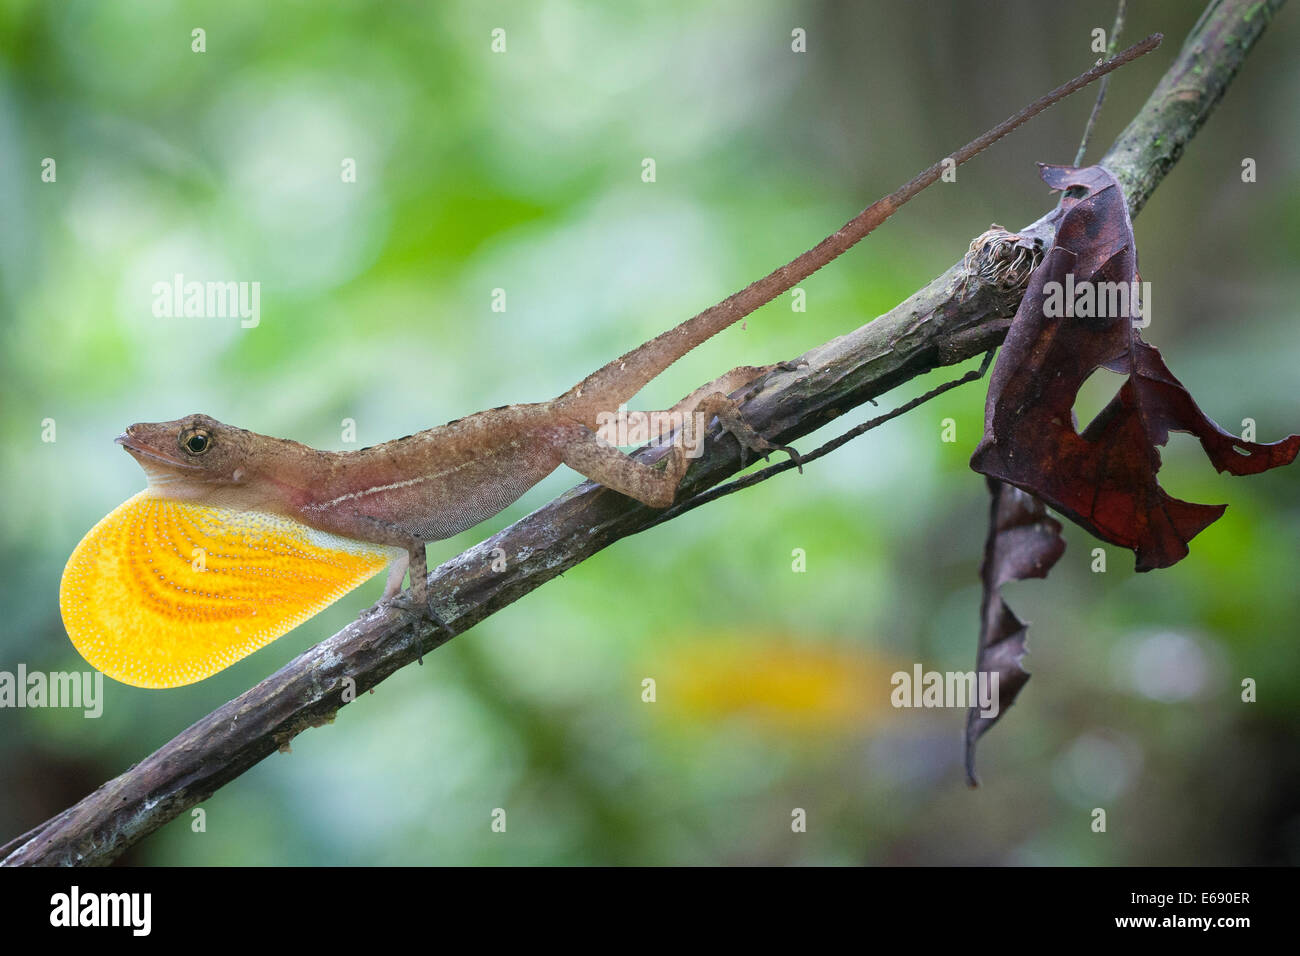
left=60, top=491, right=398, bottom=689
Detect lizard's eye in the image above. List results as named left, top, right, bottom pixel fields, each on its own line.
left=180, top=429, right=212, bottom=456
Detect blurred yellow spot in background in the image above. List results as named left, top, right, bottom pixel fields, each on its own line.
left=648, top=633, right=902, bottom=735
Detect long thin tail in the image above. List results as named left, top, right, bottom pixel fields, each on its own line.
left=560, top=33, right=1161, bottom=419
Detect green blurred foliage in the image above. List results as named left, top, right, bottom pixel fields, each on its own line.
left=1, top=0, right=1297, bottom=865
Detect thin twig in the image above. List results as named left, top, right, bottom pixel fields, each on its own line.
left=1074, top=0, right=1129, bottom=166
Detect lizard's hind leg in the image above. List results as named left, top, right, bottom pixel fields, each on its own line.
left=557, top=361, right=801, bottom=509
left=558, top=424, right=688, bottom=509
left=652, top=363, right=803, bottom=471
left=685, top=391, right=802, bottom=471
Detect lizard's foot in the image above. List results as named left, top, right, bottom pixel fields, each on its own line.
left=395, top=586, right=454, bottom=665
left=703, top=394, right=803, bottom=473
left=407, top=604, right=452, bottom=666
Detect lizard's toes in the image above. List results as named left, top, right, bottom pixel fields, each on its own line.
left=720, top=418, right=801, bottom=474
left=771, top=441, right=803, bottom=474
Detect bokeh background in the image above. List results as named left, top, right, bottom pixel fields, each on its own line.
left=1, top=0, right=1297, bottom=865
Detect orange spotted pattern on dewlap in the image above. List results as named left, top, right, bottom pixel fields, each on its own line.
left=60, top=491, right=398, bottom=688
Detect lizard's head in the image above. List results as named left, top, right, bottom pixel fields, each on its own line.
left=116, top=413, right=259, bottom=499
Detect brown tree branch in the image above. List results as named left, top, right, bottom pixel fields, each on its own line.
left=2, top=0, right=1283, bottom=866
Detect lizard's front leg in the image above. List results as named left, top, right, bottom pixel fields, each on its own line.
left=352, top=514, right=453, bottom=663
left=401, top=543, right=454, bottom=659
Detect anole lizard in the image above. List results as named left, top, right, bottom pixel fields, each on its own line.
left=60, top=37, right=1161, bottom=688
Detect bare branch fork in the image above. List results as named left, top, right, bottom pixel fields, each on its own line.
left=3, top=0, right=1283, bottom=866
